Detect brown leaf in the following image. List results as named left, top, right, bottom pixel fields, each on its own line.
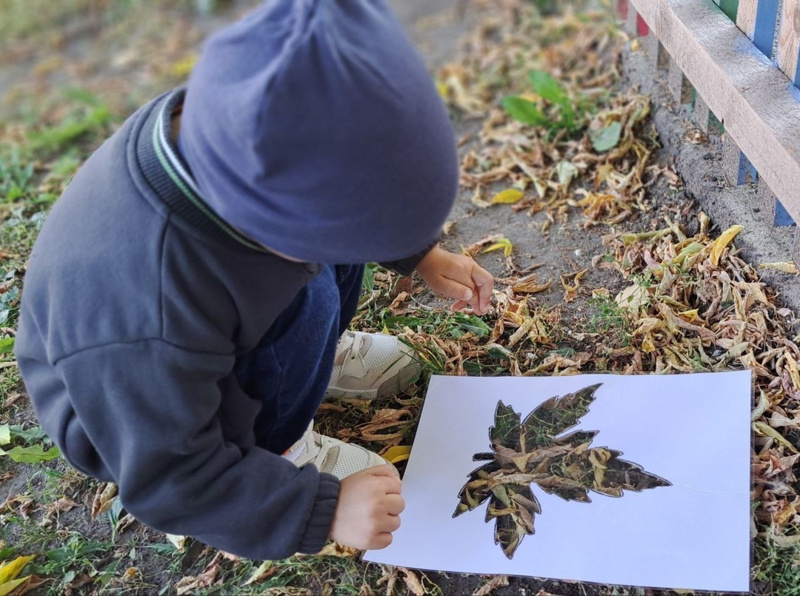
left=10, top=574, right=48, bottom=595
left=512, top=275, right=553, bottom=294
left=175, top=553, right=221, bottom=595
left=317, top=542, right=361, bottom=557
left=473, top=575, right=510, bottom=596
left=90, top=483, right=117, bottom=519
left=398, top=568, right=425, bottom=596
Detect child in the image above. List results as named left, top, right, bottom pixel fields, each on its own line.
left=15, top=0, right=493, bottom=559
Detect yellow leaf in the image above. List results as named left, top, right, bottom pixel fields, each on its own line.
left=753, top=421, right=799, bottom=453
left=672, top=242, right=703, bottom=266
left=758, top=261, right=798, bottom=274
left=382, top=445, right=412, bottom=464
left=678, top=309, right=700, bottom=323
left=483, top=237, right=513, bottom=257
left=0, top=555, right=34, bottom=586
left=490, top=189, right=524, bottom=205
left=0, top=575, right=30, bottom=596
left=710, top=225, right=743, bottom=266
left=171, top=55, right=198, bottom=79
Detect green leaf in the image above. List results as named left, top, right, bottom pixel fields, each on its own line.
left=453, top=314, right=490, bottom=338
left=361, top=263, right=376, bottom=293
left=590, top=122, right=623, bottom=152
left=0, top=337, right=14, bottom=355
left=0, top=425, right=10, bottom=446
left=9, top=426, right=47, bottom=444
left=529, top=70, right=567, bottom=106
left=4, top=444, right=61, bottom=464
left=502, top=96, right=548, bottom=126
left=529, top=70, right=574, bottom=126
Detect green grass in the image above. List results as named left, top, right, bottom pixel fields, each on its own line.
left=586, top=294, right=632, bottom=346
left=0, top=0, right=208, bottom=52
left=753, top=538, right=800, bottom=595
left=27, top=89, right=116, bottom=156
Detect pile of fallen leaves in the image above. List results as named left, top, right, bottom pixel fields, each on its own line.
left=440, top=0, right=652, bottom=233
left=340, top=0, right=800, bottom=591
left=607, top=217, right=800, bottom=551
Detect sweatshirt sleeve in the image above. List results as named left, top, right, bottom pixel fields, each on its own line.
left=48, top=339, right=339, bottom=559
left=379, top=240, right=437, bottom=277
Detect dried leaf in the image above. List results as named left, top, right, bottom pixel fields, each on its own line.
left=91, top=483, right=118, bottom=519
left=398, top=568, right=425, bottom=596
left=758, top=262, right=798, bottom=274
left=753, top=422, right=799, bottom=454
left=0, top=555, right=34, bottom=586
left=710, top=225, right=743, bottom=266
left=556, top=161, right=578, bottom=190
left=616, top=283, right=649, bottom=310
left=483, top=237, right=514, bottom=257
left=472, top=575, right=510, bottom=596
left=512, top=278, right=552, bottom=294
left=381, top=445, right=412, bottom=464
left=317, top=542, right=361, bottom=557
left=175, top=553, right=221, bottom=595
left=244, top=561, right=273, bottom=586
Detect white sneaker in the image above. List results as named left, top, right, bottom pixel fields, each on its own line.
left=284, top=423, right=388, bottom=480
left=326, top=331, right=421, bottom=399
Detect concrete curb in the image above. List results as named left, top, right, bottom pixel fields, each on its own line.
left=622, top=42, right=800, bottom=317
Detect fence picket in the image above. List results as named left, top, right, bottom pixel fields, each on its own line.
left=738, top=0, right=780, bottom=57
left=737, top=0, right=758, bottom=37
left=715, top=0, right=740, bottom=21
left=630, top=0, right=800, bottom=228
left=778, top=0, right=800, bottom=86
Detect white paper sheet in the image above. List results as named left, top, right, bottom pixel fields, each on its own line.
left=364, top=372, right=752, bottom=592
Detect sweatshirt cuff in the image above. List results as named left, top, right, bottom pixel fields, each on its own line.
left=379, top=239, right=438, bottom=277
left=297, top=472, right=340, bottom=554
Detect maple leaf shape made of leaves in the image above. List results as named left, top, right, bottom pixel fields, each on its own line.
left=453, top=383, right=671, bottom=559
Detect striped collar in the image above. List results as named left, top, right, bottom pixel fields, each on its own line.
left=135, top=89, right=271, bottom=254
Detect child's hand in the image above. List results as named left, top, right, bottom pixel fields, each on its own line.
left=416, top=245, right=494, bottom=315
left=329, top=464, right=404, bottom=550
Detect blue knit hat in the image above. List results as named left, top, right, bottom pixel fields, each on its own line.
left=179, top=0, right=458, bottom=263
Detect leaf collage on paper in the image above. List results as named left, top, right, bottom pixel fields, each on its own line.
left=454, top=384, right=670, bottom=558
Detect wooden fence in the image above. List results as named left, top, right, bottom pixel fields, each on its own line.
left=619, top=0, right=800, bottom=234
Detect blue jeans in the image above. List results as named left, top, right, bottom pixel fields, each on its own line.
left=234, top=264, right=364, bottom=454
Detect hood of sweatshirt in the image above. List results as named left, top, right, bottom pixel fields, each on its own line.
left=179, top=0, right=459, bottom=263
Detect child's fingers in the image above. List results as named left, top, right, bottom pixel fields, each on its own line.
left=379, top=514, right=402, bottom=534
left=370, top=463, right=400, bottom=479
left=437, top=276, right=475, bottom=302
left=385, top=494, right=405, bottom=515
left=450, top=299, right=469, bottom=312
left=471, top=265, right=494, bottom=311
left=372, top=532, right=393, bottom=549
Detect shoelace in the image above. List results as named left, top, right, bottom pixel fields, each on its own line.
left=348, top=332, right=364, bottom=360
